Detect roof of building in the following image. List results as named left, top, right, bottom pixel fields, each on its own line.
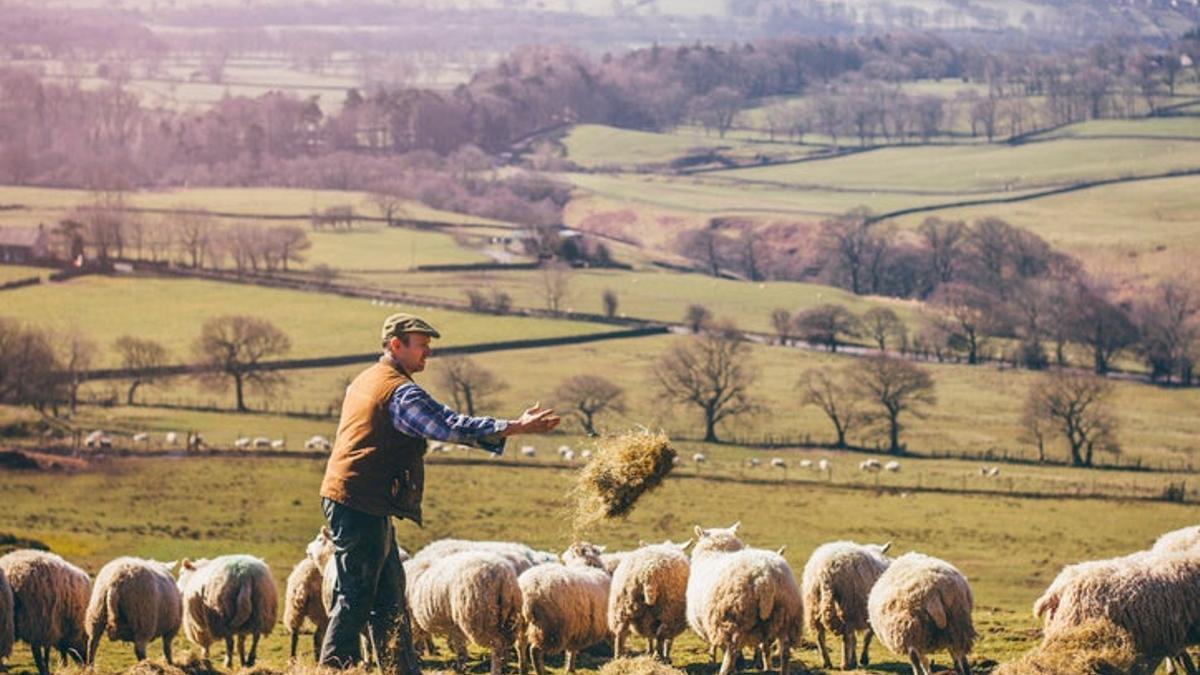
left=0, top=227, right=45, bottom=247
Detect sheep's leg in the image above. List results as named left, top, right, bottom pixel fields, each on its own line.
left=223, top=636, right=235, bottom=668
left=163, top=634, right=174, bottom=665
left=954, top=652, right=972, bottom=675
left=718, top=642, right=738, bottom=675
left=565, top=650, right=577, bottom=673
left=31, top=644, right=48, bottom=675
left=247, top=631, right=261, bottom=666
left=778, top=640, right=791, bottom=675
left=759, top=641, right=772, bottom=671
left=134, top=641, right=148, bottom=662
left=450, top=635, right=469, bottom=673
left=1173, top=652, right=1198, bottom=675
left=290, top=629, right=300, bottom=660
left=530, top=644, right=545, bottom=675
left=490, top=644, right=506, bottom=675
left=860, top=628, right=874, bottom=666
left=86, top=630, right=103, bottom=665
left=313, top=624, right=327, bottom=664
left=613, top=625, right=627, bottom=658
left=1166, top=657, right=1178, bottom=675
left=815, top=625, right=832, bottom=669
left=236, top=633, right=247, bottom=666
left=908, top=648, right=932, bottom=675
left=661, top=637, right=674, bottom=663
left=842, top=629, right=857, bottom=670
left=709, top=643, right=718, bottom=663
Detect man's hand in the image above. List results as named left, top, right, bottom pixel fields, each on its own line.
left=503, top=402, right=560, bottom=436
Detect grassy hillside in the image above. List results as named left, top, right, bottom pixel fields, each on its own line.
left=0, top=275, right=605, bottom=367
left=561, top=124, right=817, bottom=170
left=0, top=451, right=1192, bottom=674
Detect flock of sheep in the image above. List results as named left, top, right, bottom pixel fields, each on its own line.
left=0, top=524, right=1195, bottom=675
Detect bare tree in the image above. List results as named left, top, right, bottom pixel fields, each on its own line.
left=193, top=315, right=291, bottom=412
left=794, top=304, right=862, bottom=353
left=368, top=183, right=408, bottom=227
left=1024, top=371, right=1118, bottom=467
left=917, top=216, right=966, bottom=292
left=268, top=225, right=312, bottom=271
left=113, top=335, right=170, bottom=405
left=798, top=368, right=865, bottom=448
left=1020, top=391, right=1052, bottom=464
left=820, top=209, right=888, bottom=295
left=434, top=356, right=507, bottom=417
left=929, top=283, right=1009, bottom=365
left=554, top=374, right=626, bottom=436
left=683, top=304, right=713, bottom=333
left=850, top=355, right=936, bottom=454
left=1135, top=278, right=1199, bottom=384
left=173, top=207, right=217, bottom=269
left=0, top=319, right=62, bottom=413
left=1068, top=285, right=1138, bottom=375
left=60, top=332, right=97, bottom=414
left=653, top=324, right=760, bottom=443
left=602, top=289, right=619, bottom=319
left=770, top=308, right=794, bottom=346
left=541, top=261, right=572, bottom=314
left=860, top=307, right=906, bottom=352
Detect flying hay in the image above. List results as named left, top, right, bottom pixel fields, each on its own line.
left=570, top=430, right=676, bottom=532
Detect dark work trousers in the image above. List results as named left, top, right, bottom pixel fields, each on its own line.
left=319, top=497, right=420, bottom=674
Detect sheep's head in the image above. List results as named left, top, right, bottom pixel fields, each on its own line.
left=563, top=542, right=605, bottom=569
left=306, top=526, right=335, bottom=569
left=692, top=523, right=744, bottom=557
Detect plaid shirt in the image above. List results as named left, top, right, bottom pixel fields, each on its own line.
left=389, top=382, right=508, bottom=455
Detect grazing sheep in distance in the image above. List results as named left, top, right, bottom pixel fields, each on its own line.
left=799, top=459, right=813, bottom=469
left=859, top=459, right=882, bottom=473
left=85, top=557, right=181, bottom=665
left=1034, top=551, right=1200, bottom=672
left=1151, top=526, right=1200, bottom=554
left=521, top=446, right=537, bottom=458
left=234, top=437, right=251, bottom=449
left=692, top=453, right=707, bottom=464
left=252, top=437, right=271, bottom=449
left=520, top=542, right=611, bottom=675
left=132, top=432, right=149, bottom=443
left=408, top=550, right=525, bottom=675
left=165, top=431, right=179, bottom=445
left=818, top=459, right=830, bottom=472
left=558, top=445, right=573, bottom=457
left=771, top=457, right=787, bottom=468
left=885, top=461, right=901, bottom=472
left=563, top=450, right=576, bottom=462
left=748, top=457, right=762, bottom=468
left=270, top=439, right=286, bottom=450
left=0, top=565, right=14, bottom=665
left=304, top=435, right=331, bottom=451
left=176, top=555, right=278, bottom=668
left=687, top=523, right=804, bottom=675
left=581, top=450, right=593, bottom=460
left=284, top=556, right=327, bottom=662
left=0, top=549, right=90, bottom=675
left=801, top=541, right=892, bottom=670
left=608, top=540, right=691, bottom=662
left=84, top=430, right=112, bottom=449
left=868, top=552, right=975, bottom=675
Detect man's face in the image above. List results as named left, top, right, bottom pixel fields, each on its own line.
left=392, top=332, right=432, bottom=373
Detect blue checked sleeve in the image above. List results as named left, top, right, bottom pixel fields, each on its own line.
left=389, top=383, right=508, bottom=455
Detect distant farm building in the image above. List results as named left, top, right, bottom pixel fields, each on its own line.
left=0, top=225, right=50, bottom=263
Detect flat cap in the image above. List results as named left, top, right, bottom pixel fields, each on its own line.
left=381, top=313, right=441, bottom=341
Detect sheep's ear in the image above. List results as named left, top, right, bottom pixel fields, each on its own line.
left=638, top=540, right=647, bottom=547
left=879, top=541, right=893, bottom=555
left=321, top=525, right=332, bottom=540
left=180, top=558, right=194, bottom=571
left=694, top=525, right=706, bottom=539
left=596, top=544, right=607, bottom=552
left=730, top=521, right=741, bottom=534
left=677, top=539, right=693, bottom=551
left=776, top=545, right=787, bottom=556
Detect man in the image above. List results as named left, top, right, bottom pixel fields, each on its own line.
left=318, top=313, right=560, bottom=671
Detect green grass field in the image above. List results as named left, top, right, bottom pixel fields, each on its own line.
left=0, top=275, right=606, bottom=367
left=1031, top=117, right=1200, bottom=140
left=0, top=451, right=1192, bottom=674
left=0, top=264, right=46, bottom=283
left=561, top=125, right=818, bottom=170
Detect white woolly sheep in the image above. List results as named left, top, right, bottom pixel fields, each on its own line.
left=687, top=523, right=803, bottom=675
left=885, top=461, right=901, bottom=472
left=558, top=445, right=573, bottom=457
left=692, top=453, right=707, bottom=464
left=581, top=450, right=592, bottom=461
left=85, top=557, right=181, bottom=665
left=748, top=457, right=762, bottom=468
left=818, top=459, right=830, bottom=472
left=271, top=439, right=286, bottom=450
left=165, top=431, right=179, bottom=445
left=1034, top=550, right=1200, bottom=672
left=799, top=460, right=813, bottom=469
left=521, top=446, right=537, bottom=458
left=252, top=437, right=271, bottom=449
left=600, top=549, right=629, bottom=576
left=414, top=539, right=556, bottom=576
left=563, top=450, right=577, bottom=462
left=859, top=459, right=882, bottom=473
left=408, top=550, right=525, bottom=675
left=0, top=549, right=90, bottom=675
left=608, top=541, right=690, bottom=662
left=234, top=437, right=251, bottom=449
left=867, top=552, right=975, bottom=675
left=520, top=542, right=611, bottom=675
left=0, top=565, right=14, bottom=665
left=176, top=555, right=278, bottom=668
left=304, top=435, right=331, bottom=451
left=132, top=432, right=149, bottom=443
left=284, top=555, right=327, bottom=662
left=84, top=430, right=112, bottom=449
left=771, top=458, right=787, bottom=469
left=801, top=541, right=892, bottom=670
left=1151, top=525, right=1200, bottom=554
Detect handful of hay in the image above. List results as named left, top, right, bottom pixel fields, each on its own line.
left=570, top=430, right=676, bottom=532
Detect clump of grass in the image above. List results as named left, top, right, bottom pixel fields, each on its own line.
left=993, top=620, right=1160, bottom=675
left=599, top=656, right=687, bottom=675
left=570, top=430, right=675, bottom=533
left=123, top=661, right=188, bottom=675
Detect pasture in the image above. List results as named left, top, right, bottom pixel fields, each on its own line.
left=560, top=125, right=818, bottom=170
left=0, top=451, right=1193, bottom=674
left=0, top=275, right=606, bottom=367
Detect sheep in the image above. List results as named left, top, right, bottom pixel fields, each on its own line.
left=608, top=541, right=691, bottom=663
left=692, top=453, right=707, bottom=464
left=581, top=450, right=593, bottom=461
left=0, top=549, right=90, bottom=675
left=85, top=557, right=181, bottom=665
left=165, top=431, right=179, bottom=445
left=0, top=566, right=13, bottom=665
left=867, top=552, right=975, bottom=675
left=600, top=549, right=629, bottom=576
left=521, top=446, right=537, bottom=458
left=84, top=430, right=112, bottom=449
left=770, top=458, right=787, bottom=469
left=558, top=445, right=573, bottom=457
left=563, top=450, right=576, bottom=462
left=284, top=555, right=327, bottom=662
left=408, top=550, right=525, bottom=675
left=132, top=432, right=149, bottom=443
left=801, top=541, right=892, bottom=670
left=233, top=437, right=252, bottom=449
left=818, top=459, right=830, bottom=472
left=1033, top=550, right=1200, bottom=671
left=859, top=459, right=882, bottom=473
left=885, top=461, right=901, bottom=473
left=414, top=539, right=556, bottom=575
left=252, top=437, right=271, bottom=449
left=520, top=542, right=611, bottom=675
left=176, top=555, right=278, bottom=668
left=799, top=460, right=813, bottom=469
left=270, top=439, right=286, bottom=450
left=748, top=457, right=762, bottom=468
left=1151, top=526, right=1200, bottom=554
left=304, top=435, right=332, bottom=451
left=987, top=467, right=1001, bottom=477
left=686, top=523, right=803, bottom=675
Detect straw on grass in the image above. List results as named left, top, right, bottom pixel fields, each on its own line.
left=599, top=656, right=687, bottom=675
left=570, top=430, right=676, bottom=533
left=993, top=620, right=1161, bottom=675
